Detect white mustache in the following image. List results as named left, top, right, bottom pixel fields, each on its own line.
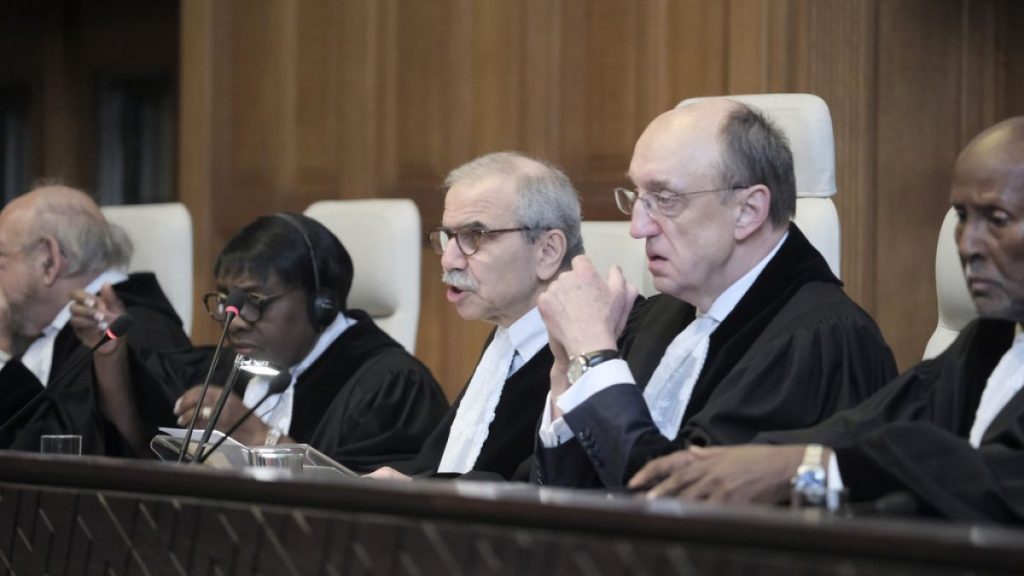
left=442, top=269, right=479, bottom=292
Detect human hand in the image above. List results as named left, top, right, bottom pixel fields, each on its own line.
left=69, top=283, right=128, bottom=355
left=174, top=385, right=268, bottom=445
left=537, top=256, right=638, bottom=359
left=363, top=466, right=413, bottom=481
left=629, top=445, right=805, bottom=504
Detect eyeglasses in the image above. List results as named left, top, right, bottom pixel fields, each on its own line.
left=428, top=226, right=535, bottom=256
left=614, top=186, right=750, bottom=218
left=202, top=288, right=296, bottom=323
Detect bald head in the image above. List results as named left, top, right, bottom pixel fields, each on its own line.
left=631, top=97, right=796, bottom=228
left=1, top=185, right=131, bottom=278
left=955, top=117, right=1024, bottom=189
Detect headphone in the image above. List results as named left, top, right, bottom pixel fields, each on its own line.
left=273, top=213, right=340, bottom=330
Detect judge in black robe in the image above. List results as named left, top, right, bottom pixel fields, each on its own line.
left=150, top=312, right=448, bottom=473
left=758, top=318, right=1024, bottom=523
left=169, top=214, right=447, bottom=473
left=389, top=330, right=553, bottom=481
left=535, top=226, right=898, bottom=488
left=0, top=273, right=191, bottom=455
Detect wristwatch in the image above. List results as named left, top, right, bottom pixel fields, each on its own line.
left=791, top=444, right=827, bottom=507
left=567, top=349, right=620, bottom=385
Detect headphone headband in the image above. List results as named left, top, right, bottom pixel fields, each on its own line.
left=273, top=213, right=338, bottom=329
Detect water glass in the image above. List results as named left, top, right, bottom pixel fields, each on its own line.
left=40, top=434, right=82, bottom=456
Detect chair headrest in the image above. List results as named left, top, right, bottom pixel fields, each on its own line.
left=677, top=93, right=837, bottom=199
left=923, top=207, right=977, bottom=359
left=100, top=202, right=194, bottom=336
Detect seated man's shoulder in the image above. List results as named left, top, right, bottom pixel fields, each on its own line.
left=776, top=281, right=878, bottom=327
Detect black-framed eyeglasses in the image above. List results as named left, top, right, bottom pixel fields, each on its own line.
left=202, top=288, right=296, bottom=323
left=428, top=226, right=535, bottom=256
left=614, top=185, right=750, bottom=218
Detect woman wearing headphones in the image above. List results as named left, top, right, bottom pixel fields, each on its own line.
left=171, top=213, right=448, bottom=472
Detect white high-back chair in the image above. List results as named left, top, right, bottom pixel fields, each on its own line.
left=304, top=199, right=421, bottom=353
left=923, top=207, right=976, bottom=359
left=580, top=221, right=656, bottom=296
left=101, top=202, right=194, bottom=335
left=678, top=93, right=842, bottom=278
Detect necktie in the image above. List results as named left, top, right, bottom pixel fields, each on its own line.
left=642, top=314, right=718, bottom=440
left=438, top=329, right=516, bottom=473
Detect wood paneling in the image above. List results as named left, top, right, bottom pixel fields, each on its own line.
left=172, top=0, right=1022, bottom=393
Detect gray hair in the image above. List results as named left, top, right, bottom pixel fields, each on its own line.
left=444, top=151, right=583, bottom=269
left=717, top=103, right=797, bottom=228
left=30, top=187, right=133, bottom=277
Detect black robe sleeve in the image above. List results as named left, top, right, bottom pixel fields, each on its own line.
left=759, top=319, right=1024, bottom=523
left=307, top=348, right=449, bottom=473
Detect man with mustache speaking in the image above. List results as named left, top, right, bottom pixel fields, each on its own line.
left=369, top=151, right=583, bottom=480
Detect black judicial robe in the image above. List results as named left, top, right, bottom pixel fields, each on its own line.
left=535, top=225, right=898, bottom=488
left=150, top=311, right=447, bottom=471
left=389, top=330, right=554, bottom=481
left=236, top=310, right=448, bottom=473
left=759, top=318, right=1024, bottom=524
left=0, top=273, right=191, bottom=455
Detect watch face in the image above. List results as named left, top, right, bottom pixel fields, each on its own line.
left=567, top=356, right=586, bottom=384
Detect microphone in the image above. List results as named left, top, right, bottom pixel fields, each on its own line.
left=197, top=369, right=292, bottom=463
left=178, top=288, right=247, bottom=463
left=0, top=314, right=134, bottom=440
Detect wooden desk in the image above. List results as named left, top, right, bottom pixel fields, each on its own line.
left=0, top=451, right=1021, bottom=575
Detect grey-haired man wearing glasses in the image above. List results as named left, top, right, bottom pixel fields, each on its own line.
left=369, top=151, right=584, bottom=481
left=533, top=97, right=897, bottom=489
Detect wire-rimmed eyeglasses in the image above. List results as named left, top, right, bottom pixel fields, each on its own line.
left=614, top=185, right=750, bottom=218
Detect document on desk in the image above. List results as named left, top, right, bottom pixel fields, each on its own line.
left=152, top=427, right=250, bottom=468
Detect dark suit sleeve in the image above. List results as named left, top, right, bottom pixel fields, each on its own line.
left=535, top=384, right=664, bottom=488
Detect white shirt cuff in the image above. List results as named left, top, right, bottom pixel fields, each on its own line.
left=538, top=391, right=575, bottom=447
left=826, top=451, right=845, bottom=511
left=827, top=452, right=844, bottom=491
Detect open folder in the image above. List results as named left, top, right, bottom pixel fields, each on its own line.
left=151, top=428, right=358, bottom=479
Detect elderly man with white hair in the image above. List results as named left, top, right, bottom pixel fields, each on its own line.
left=0, top=185, right=190, bottom=455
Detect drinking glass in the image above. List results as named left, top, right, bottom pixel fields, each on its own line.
left=40, top=434, right=82, bottom=456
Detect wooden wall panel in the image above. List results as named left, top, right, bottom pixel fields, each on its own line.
left=177, top=0, right=1024, bottom=390
left=875, top=0, right=978, bottom=367
left=799, top=0, right=879, bottom=310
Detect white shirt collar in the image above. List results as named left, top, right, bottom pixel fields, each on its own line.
left=505, top=306, right=548, bottom=364
left=704, top=231, right=789, bottom=323
left=288, top=311, right=355, bottom=380
left=243, top=311, right=356, bottom=435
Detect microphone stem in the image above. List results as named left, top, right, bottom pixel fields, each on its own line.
left=196, top=392, right=271, bottom=464
left=0, top=334, right=110, bottom=438
left=193, top=356, right=244, bottom=460
left=178, top=315, right=234, bottom=463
